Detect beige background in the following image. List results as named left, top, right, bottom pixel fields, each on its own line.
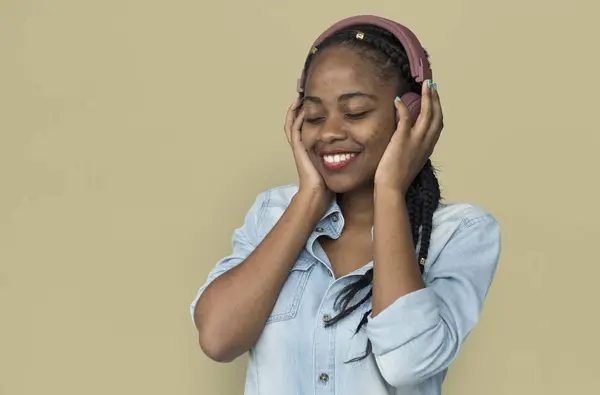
left=1, top=0, right=599, bottom=394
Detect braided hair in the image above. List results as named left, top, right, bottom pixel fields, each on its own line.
left=301, top=24, right=442, bottom=362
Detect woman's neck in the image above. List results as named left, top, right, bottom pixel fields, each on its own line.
left=336, top=186, right=375, bottom=230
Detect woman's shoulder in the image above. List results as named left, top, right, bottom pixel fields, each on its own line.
left=257, top=184, right=300, bottom=207
left=246, top=184, right=299, bottom=216
left=434, top=201, right=497, bottom=224
left=242, top=185, right=299, bottom=233
left=432, top=201, right=500, bottom=241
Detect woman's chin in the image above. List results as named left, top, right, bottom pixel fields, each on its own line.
left=324, top=175, right=370, bottom=194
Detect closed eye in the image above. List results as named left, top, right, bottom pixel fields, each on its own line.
left=305, top=117, right=324, bottom=124
left=345, top=111, right=370, bottom=120
left=306, top=111, right=370, bottom=124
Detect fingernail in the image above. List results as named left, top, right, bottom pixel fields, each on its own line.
left=433, top=82, right=438, bottom=91
left=395, top=96, right=401, bottom=101
left=427, top=80, right=432, bottom=89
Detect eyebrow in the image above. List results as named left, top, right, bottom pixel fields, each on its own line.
left=303, top=92, right=377, bottom=104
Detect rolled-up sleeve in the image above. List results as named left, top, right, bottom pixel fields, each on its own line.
left=366, top=213, right=501, bottom=387
left=189, top=191, right=268, bottom=326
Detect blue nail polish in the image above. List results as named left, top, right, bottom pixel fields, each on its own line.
left=427, top=80, right=432, bottom=89
left=433, top=82, right=438, bottom=91
left=395, top=96, right=401, bottom=101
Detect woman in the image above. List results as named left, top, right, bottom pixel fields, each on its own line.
left=190, top=15, right=501, bottom=395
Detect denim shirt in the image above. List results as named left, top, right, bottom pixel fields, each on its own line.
left=190, top=184, right=501, bottom=395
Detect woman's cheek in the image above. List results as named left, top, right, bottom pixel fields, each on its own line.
left=300, top=127, right=316, bottom=149
left=365, top=124, right=393, bottom=155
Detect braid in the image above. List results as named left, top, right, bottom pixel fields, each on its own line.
left=407, top=172, right=424, bottom=250
left=417, top=160, right=441, bottom=265
left=305, top=25, right=441, bottom=362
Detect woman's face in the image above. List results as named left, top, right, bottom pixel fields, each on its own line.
left=301, top=45, right=400, bottom=193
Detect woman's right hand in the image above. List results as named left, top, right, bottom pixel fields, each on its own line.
left=284, top=96, right=333, bottom=209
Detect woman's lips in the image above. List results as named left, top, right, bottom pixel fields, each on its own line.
left=321, top=152, right=359, bottom=171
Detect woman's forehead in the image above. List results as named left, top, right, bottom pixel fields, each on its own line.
left=305, top=47, right=383, bottom=95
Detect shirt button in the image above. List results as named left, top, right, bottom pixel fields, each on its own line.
left=315, top=227, right=324, bottom=232
left=319, top=373, right=329, bottom=383
left=331, top=214, right=339, bottom=222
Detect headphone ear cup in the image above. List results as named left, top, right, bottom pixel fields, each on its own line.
left=397, top=92, right=422, bottom=126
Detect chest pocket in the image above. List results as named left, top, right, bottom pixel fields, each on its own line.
left=265, top=252, right=315, bottom=325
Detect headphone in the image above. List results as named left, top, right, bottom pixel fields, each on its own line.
left=296, top=15, right=432, bottom=125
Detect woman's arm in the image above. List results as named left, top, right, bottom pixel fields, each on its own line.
left=194, top=190, right=325, bottom=362
left=369, top=187, right=501, bottom=386
left=371, top=187, right=424, bottom=317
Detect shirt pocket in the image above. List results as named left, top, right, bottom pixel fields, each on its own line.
left=265, top=253, right=315, bottom=325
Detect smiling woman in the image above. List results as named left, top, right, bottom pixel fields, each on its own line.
left=190, top=14, right=501, bottom=395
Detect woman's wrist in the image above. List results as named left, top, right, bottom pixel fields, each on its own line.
left=293, top=187, right=331, bottom=224
left=374, top=184, right=406, bottom=202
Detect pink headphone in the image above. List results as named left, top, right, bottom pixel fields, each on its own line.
left=297, top=15, right=432, bottom=125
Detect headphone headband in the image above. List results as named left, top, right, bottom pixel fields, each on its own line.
left=297, top=15, right=432, bottom=93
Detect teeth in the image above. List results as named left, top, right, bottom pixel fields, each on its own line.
left=323, top=153, right=357, bottom=163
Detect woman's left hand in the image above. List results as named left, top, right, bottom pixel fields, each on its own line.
left=374, top=80, right=444, bottom=195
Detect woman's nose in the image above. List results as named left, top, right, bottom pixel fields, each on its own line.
left=318, top=116, right=347, bottom=143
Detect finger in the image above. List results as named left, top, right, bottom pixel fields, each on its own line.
left=425, top=84, right=444, bottom=148
left=291, top=108, right=305, bottom=151
left=284, top=96, right=302, bottom=144
left=284, top=96, right=300, bottom=143
left=414, top=80, right=434, bottom=138
left=394, top=97, right=412, bottom=134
